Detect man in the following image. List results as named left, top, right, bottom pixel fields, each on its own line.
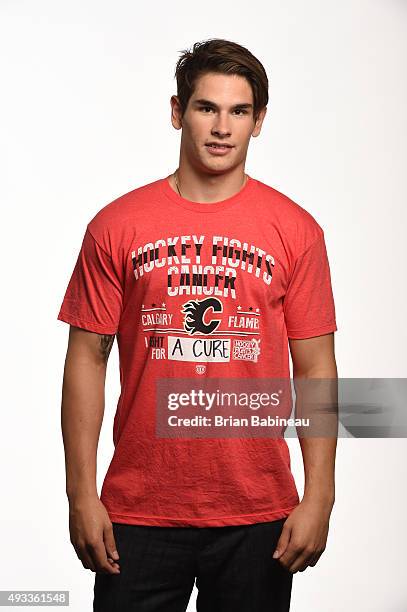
left=58, top=38, right=338, bottom=612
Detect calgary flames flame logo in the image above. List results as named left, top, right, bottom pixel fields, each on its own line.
left=181, top=297, right=223, bottom=335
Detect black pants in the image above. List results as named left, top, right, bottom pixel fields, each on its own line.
left=93, top=519, right=293, bottom=612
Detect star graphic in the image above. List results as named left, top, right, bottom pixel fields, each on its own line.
left=237, top=305, right=242, bottom=310
left=256, top=308, right=260, bottom=312
left=152, top=303, right=156, bottom=307
left=161, top=302, right=166, bottom=308
left=249, top=306, right=253, bottom=311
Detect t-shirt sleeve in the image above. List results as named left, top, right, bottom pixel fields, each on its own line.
left=57, top=226, right=123, bottom=334
left=283, top=232, right=337, bottom=339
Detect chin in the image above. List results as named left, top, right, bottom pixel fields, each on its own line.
left=204, top=165, right=233, bottom=176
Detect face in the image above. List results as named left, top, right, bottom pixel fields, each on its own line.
left=170, top=72, right=267, bottom=174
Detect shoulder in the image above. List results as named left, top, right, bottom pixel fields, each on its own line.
left=86, top=178, right=163, bottom=252
left=252, top=177, right=325, bottom=253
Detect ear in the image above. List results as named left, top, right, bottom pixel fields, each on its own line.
left=251, top=106, right=267, bottom=138
left=170, top=95, right=183, bottom=130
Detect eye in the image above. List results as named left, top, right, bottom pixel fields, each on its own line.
left=198, top=106, right=248, bottom=115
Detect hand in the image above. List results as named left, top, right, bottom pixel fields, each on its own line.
left=272, top=496, right=333, bottom=573
left=68, top=494, right=120, bottom=574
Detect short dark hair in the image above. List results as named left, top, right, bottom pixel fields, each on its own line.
left=174, top=38, right=269, bottom=123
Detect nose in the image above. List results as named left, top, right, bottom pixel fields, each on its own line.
left=211, top=111, right=231, bottom=138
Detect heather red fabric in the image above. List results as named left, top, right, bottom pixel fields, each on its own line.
left=57, top=175, right=337, bottom=527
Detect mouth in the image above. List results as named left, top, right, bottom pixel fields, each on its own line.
left=205, top=143, right=233, bottom=149
left=205, top=143, right=234, bottom=154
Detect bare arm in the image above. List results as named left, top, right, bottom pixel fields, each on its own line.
left=290, top=332, right=338, bottom=506
left=62, top=326, right=113, bottom=499
left=61, top=326, right=120, bottom=575
left=273, top=333, right=338, bottom=573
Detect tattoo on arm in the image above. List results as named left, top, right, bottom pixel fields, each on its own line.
left=99, top=334, right=115, bottom=362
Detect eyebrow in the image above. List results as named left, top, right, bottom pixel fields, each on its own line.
left=193, top=98, right=253, bottom=110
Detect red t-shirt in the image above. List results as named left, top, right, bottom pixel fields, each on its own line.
left=57, top=174, right=337, bottom=527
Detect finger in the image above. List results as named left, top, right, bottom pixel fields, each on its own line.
left=273, top=523, right=292, bottom=559
left=106, top=554, right=120, bottom=570
left=86, top=540, right=120, bottom=574
left=308, top=550, right=323, bottom=567
left=106, top=559, right=121, bottom=571
left=103, top=524, right=120, bottom=562
left=277, top=535, right=304, bottom=569
left=288, top=550, right=315, bottom=573
left=76, top=547, right=97, bottom=572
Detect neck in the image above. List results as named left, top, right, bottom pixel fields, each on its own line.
left=170, top=163, right=247, bottom=203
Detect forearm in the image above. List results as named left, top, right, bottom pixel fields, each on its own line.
left=61, top=352, right=107, bottom=502
left=294, top=364, right=338, bottom=507
left=299, top=437, right=336, bottom=505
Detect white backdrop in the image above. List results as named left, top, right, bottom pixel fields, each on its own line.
left=1, top=0, right=406, bottom=610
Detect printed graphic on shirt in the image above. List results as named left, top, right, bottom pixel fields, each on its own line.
left=132, top=234, right=274, bottom=369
